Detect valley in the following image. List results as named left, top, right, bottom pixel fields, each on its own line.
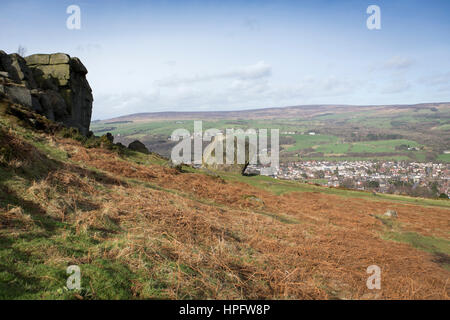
left=92, top=103, right=450, bottom=163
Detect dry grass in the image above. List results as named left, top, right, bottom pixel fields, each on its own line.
left=52, top=138, right=450, bottom=299
left=0, top=206, right=33, bottom=230
left=1, top=126, right=449, bottom=299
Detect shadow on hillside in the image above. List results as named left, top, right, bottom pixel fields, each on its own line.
left=0, top=157, right=125, bottom=298
left=0, top=132, right=128, bottom=232
left=0, top=235, right=44, bottom=299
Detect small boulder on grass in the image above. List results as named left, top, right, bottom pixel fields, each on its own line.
left=105, top=132, right=114, bottom=143
left=384, top=209, right=398, bottom=218
left=128, top=140, right=149, bottom=154
left=167, top=159, right=183, bottom=172
left=245, top=195, right=265, bottom=207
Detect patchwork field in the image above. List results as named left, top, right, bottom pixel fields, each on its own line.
left=91, top=103, right=450, bottom=162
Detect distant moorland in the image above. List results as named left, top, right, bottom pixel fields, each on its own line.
left=92, top=103, right=450, bottom=163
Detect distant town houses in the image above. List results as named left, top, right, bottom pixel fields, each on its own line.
left=251, top=160, right=449, bottom=198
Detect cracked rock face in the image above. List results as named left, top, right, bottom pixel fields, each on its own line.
left=0, top=51, right=93, bottom=135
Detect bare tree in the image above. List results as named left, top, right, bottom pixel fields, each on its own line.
left=17, top=45, right=27, bottom=57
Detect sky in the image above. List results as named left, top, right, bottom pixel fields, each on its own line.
left=1, top=0, right=450, bottom=120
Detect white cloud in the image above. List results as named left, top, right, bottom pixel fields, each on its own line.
left=369, top=56, right=415, bottom=73
left=163, top=60, right=177, bottom=67
left=275, top=76, right=357, bottom=99
left=75, top=43, right=102, bottom=53
left=155, top=61, right=272, bottom=87
left=421, top=71, right=450, bottom=86
left=382, top=56, right=415, bottom=70
left=381, top=80, right=411, bottom=94
left=93, top=73, right=362, bottom=120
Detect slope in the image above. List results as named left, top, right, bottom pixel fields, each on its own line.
left=0, top=97, right=449, bottom=300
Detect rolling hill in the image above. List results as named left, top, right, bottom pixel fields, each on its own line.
left=100, top=103, right=450, bottom=122
left=92, top=103, right=450, bottom=162
left=1, top=96, right=449, bottom=299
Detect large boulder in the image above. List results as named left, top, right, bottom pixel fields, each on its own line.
left=25, top=53, right=93, bottom=135
left=0, top=51, right=93, bottom=135
left=9, top=54, right=37, bottom=89
left=0, top=51, right=36, bottom=88
left=3, top=84, right=33, bottom=108
left=24, top=54, right=50, bottom=65
left=31, top=89, right=68, bottom=120
left=31, top=64, right=71, bottom=87
left=128, top=140, right=149, bottom=154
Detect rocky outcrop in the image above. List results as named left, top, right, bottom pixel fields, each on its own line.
left=0, top=51, right=93, bottom=135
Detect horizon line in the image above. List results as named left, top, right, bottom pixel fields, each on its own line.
left=93, top=101, right=450, bottom=122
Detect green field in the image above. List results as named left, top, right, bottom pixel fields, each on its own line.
left=91, top=105, right=450, bottom=163
left=285, top=134, right=338, bottom=152
left=437, top=153, right=450, bottom=162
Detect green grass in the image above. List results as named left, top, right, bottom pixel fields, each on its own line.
left=0, top=123, right=175, bottom=299
left=217, top=171, right=450, bottom=209
left=286, top=137, right=423, bottom=161
left=0, top=227, right=160, bottom=299
left=350, top=139, right=421, bottom=153
left=347, top=117, right=394, bottom=129
left=435, top=124, right=450, bottom=131
left=437, top=153, right=450, bottom=163
left=309, top=179, right=328, bottom=185
left=315, top=142, right=351, bottom=154
left=381, top=231, right=450, bottom=271
left=91, top=115, right=446, bottom=162
left=382, top=232, right=450, bottom=255
left=0, top=224, right=90, bottom=299
left=374, top=210, right=450, bottom=270
left=285, top=134, right=339, bottom=152
left=284, top=154, right=413, bottom=162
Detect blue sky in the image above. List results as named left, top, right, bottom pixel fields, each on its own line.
left=1, top=0, right=450, bottom=119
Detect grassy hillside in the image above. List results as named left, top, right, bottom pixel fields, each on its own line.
left=91, top=103, right=450, bottom=162
left=1, top=99, right=449, bottom=299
